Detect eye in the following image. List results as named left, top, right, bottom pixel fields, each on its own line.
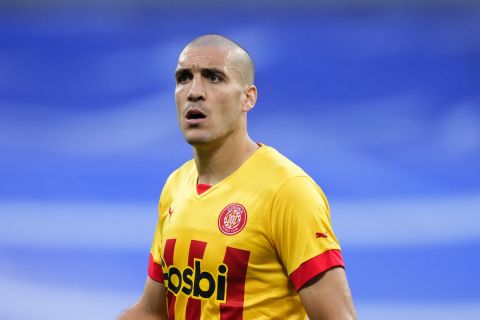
left=176, top=71, right=192, bottom=84
left=203, top=70, right=223, bottom=83
left=208, top=73, right=221, bottom=82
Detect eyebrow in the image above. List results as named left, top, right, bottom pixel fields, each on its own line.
left=175, top=67, right=227, bottom=79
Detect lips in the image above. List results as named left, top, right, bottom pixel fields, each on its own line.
left=185, top=108, right=207, bottom=124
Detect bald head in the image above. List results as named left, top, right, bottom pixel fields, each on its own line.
left=182, top=34, right=254, bottom=85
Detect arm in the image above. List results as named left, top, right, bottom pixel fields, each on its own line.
left=118, top=277, right=168, bottom=320
left=271, top=177, right=355, bottom=318
left=298, top=267, right=356, bottom=320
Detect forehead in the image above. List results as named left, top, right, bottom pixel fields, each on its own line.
left=177, top=45, right=230, bottom=70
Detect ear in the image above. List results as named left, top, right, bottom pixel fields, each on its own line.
left=241, top=85, right=257, bottom=112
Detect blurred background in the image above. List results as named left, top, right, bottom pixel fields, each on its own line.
left=1, top=0, right=479, bottom=319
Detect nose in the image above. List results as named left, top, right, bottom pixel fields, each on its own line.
left=188, top=75, right=206, bottom=102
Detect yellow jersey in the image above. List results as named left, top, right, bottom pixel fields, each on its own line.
left=148, top=144, right=344, bottom=319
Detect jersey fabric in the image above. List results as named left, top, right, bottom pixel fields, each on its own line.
left=148, top=144, right=344, bottom=319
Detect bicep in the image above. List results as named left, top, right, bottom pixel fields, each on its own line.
left=298, top=267, right=356, bottom=320
left=141, top=277, right=168, bottom=316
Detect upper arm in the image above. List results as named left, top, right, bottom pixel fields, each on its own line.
left=140, top=277, right=168, bottom=317
left=270, top=176, right=344, bottom=290
left=298, top=267, right=356, bottom=320
left=118, top=277, right=168, bottom=320
left=270, top=176, right=355, bottom=318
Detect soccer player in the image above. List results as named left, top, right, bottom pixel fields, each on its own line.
left=119, top=34, right=356, bottom=320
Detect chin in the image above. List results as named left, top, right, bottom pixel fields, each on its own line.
left=183, top=134, right=212, bottom=146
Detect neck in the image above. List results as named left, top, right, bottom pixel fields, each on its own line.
left=193, top=132, right=259, bottom=186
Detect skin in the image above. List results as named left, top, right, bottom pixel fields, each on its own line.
left=174, top=38, right=259, bottom=185
left=118, top=35, right=356, bottom=320
left=300, top=267, right=357, bottom=320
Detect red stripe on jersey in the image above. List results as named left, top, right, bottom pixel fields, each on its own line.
left=289, top=249, right=345, bottom=291
left=220, top=247, right=250, bottom=320
left=148, top=252, right=164, bottom=282
left=196, top=184, right=211, bottom=195
left=164, top=239, right=177, bottom=320
left=185, top=240, right=208, bottom=320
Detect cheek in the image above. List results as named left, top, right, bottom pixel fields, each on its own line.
left=217, top=89, right=242, bottom=109
left=175, top=87, right=183, bottom=104
left=207, top=87, right=243, bottom=124
left=175, top=88, right=186, bottom=116
left=216, top=94, right=243, bottom=129
left=217, top=94, right=237, bottom=118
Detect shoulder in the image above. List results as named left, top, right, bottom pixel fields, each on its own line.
left=253, top=145, right=308, bottom=182
left=160, top=159, right=195, bottom=200
left=166, top=159, right=196, bottom=185
left=243, top=145, right=328, bottom=210
left=274, top=176, right=329, bottom=212
left=261, top=145, right=305, bottom=174
left=257, top=145, right=329, bottom=209
left=258, top=145, right=322, bottom=192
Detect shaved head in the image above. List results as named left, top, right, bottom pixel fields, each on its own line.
left=182, top=34, right=254, bottom=85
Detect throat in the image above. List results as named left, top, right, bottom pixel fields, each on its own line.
left=194, top=138, right=260, bottom=186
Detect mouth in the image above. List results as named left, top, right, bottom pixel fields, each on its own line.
left=185, top=108, right=207, bottom=124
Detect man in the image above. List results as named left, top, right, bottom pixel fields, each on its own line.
left=119, top=34, right=356, bottom=320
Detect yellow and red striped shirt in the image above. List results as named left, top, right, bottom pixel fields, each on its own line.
left=149, top=144, right=344, bottom=319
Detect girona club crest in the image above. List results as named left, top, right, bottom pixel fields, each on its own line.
left=218, top=203, right=247, bottom=236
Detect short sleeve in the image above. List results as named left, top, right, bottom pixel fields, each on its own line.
left=270, top=176, right=344, bottom=291
left=148, top=200, right=164, bottom=283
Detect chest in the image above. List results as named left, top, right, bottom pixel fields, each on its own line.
left=160, top=188, right=276, bottom=271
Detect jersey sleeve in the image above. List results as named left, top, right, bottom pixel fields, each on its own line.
left=148, top=199, right=165, bottom=283
left=270, top=176, right=345, bottom=291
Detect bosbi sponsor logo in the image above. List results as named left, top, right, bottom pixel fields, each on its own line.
left=164, top=259, right=228, bottom=301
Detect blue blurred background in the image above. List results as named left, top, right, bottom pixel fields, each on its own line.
left=1, top=1, right=479, bottom=319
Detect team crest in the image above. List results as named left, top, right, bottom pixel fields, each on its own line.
left=218, top=203, right=247, bottom=236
